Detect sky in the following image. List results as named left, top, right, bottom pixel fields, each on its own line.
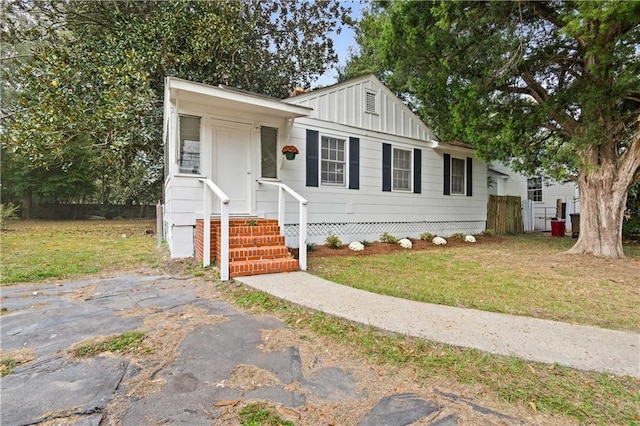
left=314, top=0, right=367, bottom=88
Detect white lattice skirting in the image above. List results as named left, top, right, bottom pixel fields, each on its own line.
left=283, top=220, right=487, bottom=247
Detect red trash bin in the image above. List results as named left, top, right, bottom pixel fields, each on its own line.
left=550, top=220, right=566, bottom=237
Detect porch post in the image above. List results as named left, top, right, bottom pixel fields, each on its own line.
left=278, top=186, right=285, bottom=229
left=220, top=200, right=230, bottom=281
left=203, top=187, right=211, bottom=267
left=299, top=202, right=307, bottom=271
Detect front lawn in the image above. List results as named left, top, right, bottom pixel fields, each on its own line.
left=308, top=234, right=640, bottom=331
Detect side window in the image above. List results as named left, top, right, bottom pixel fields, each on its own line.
left=260, top=127, right=278, bottom=179
left=450, top=157, right=466, bottom=195
left=392, top=147, right=412, bottom=191
left=527, top=177, right=542, bottom=202
left=179, top=115, right=201, bottom=174
left=321, top=136, right=346, bottom=186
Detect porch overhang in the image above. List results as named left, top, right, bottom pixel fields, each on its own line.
left=432, top=140, right=476, bottom=154
left=166, top=77, right=312, bottom=119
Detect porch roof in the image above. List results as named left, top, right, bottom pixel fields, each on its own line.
left=166, top=77, right=312, bottom=119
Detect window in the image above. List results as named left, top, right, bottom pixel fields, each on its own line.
left=321, top=136, right=346, bottom=186
left=450, top=157, right=466, bottom=194
left=179, top=115, right=201, bottom=174
left=260, top=127, right=278, bottom=179
left=365, top=89, right=377, bottom=114
left=392, top=148, right=412, bottom=191
left=527, top=177, right=542, bottom=202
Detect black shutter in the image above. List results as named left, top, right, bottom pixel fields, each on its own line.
left=306, top=129, right=319, bottom=187
left=349, top=137, right=360, bottom=190
left=443, top=153, right=451, bottom=195
left=466, top=157, right=473, bottom=196
left=413, top=148, right=421, bottom=194
left=382, top=143, right=391, bottom=192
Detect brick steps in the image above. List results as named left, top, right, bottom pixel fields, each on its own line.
left=195, top=218, right=298, bottom=278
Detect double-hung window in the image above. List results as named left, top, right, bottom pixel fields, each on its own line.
left=450, top=157, right=466, bottom=195
left=321, top=136, right=346, bottom=186
left=178, top=115, right=201, bottom=174
left=392, top=148, right=412, bottom=191
left=527, top=177, right=542, bottom=202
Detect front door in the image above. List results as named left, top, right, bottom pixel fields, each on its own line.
left=212, top=122, right=252, bottom=215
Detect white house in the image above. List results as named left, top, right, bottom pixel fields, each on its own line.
left=162, top=74, right=488, bottom=278
left=488, top=162, right=579, bottom=231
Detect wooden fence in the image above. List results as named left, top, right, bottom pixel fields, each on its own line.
left=487, top=195, right=524, bottom=234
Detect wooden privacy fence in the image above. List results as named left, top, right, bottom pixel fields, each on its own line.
left=487, top=195, right=524, bottom=234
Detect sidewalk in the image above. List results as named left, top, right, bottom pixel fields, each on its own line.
left=237, top=272, right=640, bottom=379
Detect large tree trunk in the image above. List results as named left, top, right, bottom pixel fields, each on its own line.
left=566, top=142, right=637, bottom=258
left=567, top=171, right=627, bottom=258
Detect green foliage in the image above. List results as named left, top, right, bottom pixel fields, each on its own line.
left=73, top=331, right=147, bottom=358
left=420, top=232, right=434, bottom=241
left=247, top=220, right=258, bottom=227
left=325, top=234, right=342, bottom=249
left=306, top=242, right=317, bottom=252
left=379, top=232, right=398, bottom=244
left=450, top=233, right=465, bottom=240
left=0, top=203, right=20, bottom=228
left=1, top=0, right=351, bottom=207
left=622, top=217, right=640, bottom=241
left=238, top=403, right=294, bottom=426
left=360, top=240, right=372, bottom=247
left=0, top=356, right=17, bottom=377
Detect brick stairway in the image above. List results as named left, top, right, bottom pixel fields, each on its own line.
left=195, top=218, right=299, bottom=278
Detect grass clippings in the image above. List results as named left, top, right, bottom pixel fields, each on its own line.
left=228, top=364, right=282, bottom=391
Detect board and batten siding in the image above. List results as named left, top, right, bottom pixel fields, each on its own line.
left=284, top=75, right=435, bottom=144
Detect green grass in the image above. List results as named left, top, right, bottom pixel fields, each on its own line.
left=309, top=234, right=640, bottom=331
left=238, top=403, right=294, bottom=426
left=1, top=220, right=162, bottom=284
left=221, top=284, right=640, bottom=426
left=0, top=356, right=17, bottom=377
left=72, top=331, right=148, bottom=358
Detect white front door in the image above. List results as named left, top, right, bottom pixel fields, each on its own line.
left=212, top=122, right=252, bottom=215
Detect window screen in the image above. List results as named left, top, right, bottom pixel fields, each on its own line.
left=261, top=127, right=278, bottom=179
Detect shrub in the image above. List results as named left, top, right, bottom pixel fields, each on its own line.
left=306, top=242, right=317, bottom=252
left=451, top=232, right=465, bottom=240
left=325, top=234, right=342, bottom=249
left=622, top=217, right=640, bottom=241
left=380, top=232, right=399, bottom=244
left=420, top=232, right=435, bottom=241
left=360, top=240, right=372, bottom=247
left=0, top=203, right=20, bottom=229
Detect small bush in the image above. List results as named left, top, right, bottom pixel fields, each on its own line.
left=325, top=234, right=342, bottom=249
left=451, top=232, right=465, bottom=240
left=380, top=232, right=399, bottom=244
left=420, top=232, right=434, bottom=241
left=622, top=217, right=640, bottom=240
left=360, top=240, right=372, bottom=247
left=306, top=242, right=317, bottom=252
left=0, top=203, right=20, bottom=229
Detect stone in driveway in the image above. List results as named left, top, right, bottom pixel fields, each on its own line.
left=358, top=393, right=440, bottom=426
left=1, top=355, right=128, bottom=425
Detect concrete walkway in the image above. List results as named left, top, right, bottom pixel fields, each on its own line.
left=237, top=272, right=640, bottom=379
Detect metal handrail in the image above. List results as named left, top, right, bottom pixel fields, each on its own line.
left=198, top=178, right=230, bottom=280
left=256, top=180, right=308, bottom=271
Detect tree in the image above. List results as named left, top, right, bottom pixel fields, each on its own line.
left=1, top=0, right=350, bottom=208
left=345, top=1, right=640, bottom=258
